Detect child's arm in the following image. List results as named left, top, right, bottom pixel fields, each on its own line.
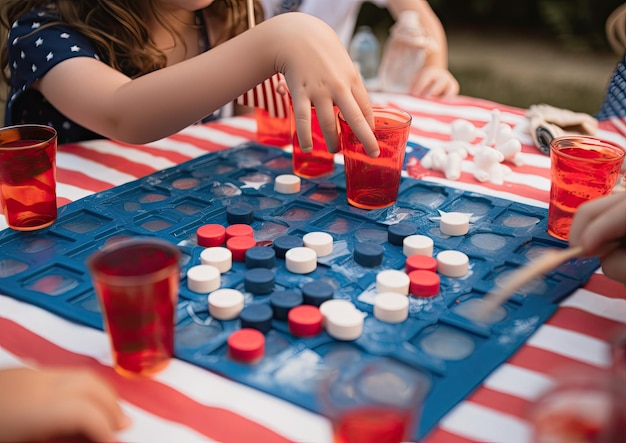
left=0, top=367, right=129, bottom=442
left=387, top=0, right=459, bottom=97
left=35, top=13, right=379, bottom=156
left=568, top=192, right=626, bottom=285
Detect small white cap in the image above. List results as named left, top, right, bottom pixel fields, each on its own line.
left=403, top=234, right=434, bottom=257
left=303, top=232, right=333, bottom=257
left=187, top=264, right=221, bottom=293
left=376, top=269, right=410, bottom=295
left=319, top=299, right=358, bottom=327
left=374, top=292, right=409, bottom=323
left=274, top=174, right=301, bottom=194
left=325, top=308, right=364, bottom=341
left=440, top=212, right=470, bottom=236
left=200, top=247, right=232, bottom=273
left=437, top=250, right=469, bottom=277
left=285, top=247, right=317, bottom=274
left=208, top=288, right=244, bottom=320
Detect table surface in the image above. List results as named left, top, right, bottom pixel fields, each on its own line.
left=1, top=92, right=625, bottom=443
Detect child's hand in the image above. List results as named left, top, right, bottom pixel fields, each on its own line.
left=568, top=192, right=626, bottom=285
left=0, top=367, right=129, bottom=442
left=266, top=13, right=379, bottom=157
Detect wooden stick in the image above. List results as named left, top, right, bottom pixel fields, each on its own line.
left=478, top=240, right=621, bottom=322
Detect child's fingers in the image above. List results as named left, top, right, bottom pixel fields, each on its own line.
left=314, top=100, right=340, bottom=154
left=569, top=193, right=626, bottom=254
left=291, top=97, right=313, bottom=152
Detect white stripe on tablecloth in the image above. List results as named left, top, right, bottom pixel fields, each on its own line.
left=0, top=218, right=7, bottom=231
left=561, top=289, right=626, bottom=321
left=527, top=324, right=611, bottom=367
left=143, top=138, right=213, bottom=158
left=56, top=182, right=98, bottom=202
left=218, top=115, right=257, bottom=132
left=439, top=401, right=532, bottom=443
left=79, top=140, right=177, bottom=170
left=176, top=125, right=252, bottom=146
left=0, top=295, right=332, bottom=443
left=56, top=152, right=138, bottom=186
left=117, top=402, right=217, bottom=443
left=483, top=363, right=555, bottom=401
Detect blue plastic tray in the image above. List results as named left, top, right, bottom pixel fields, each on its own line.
left=0, top=143, right=599, bottom=440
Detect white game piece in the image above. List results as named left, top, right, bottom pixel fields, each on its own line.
left=274, top=174, right=301, bottom=194
left=325, top=308, right=364, bottom=341
left=444, top=151, right=464, bottom=180
left=440, top=212, right=470, bottom=236
left=208, top=288, right=245, bottom=320
left=437, top=250, right=469, bottom=277
left=374, top=292, right=409, bottom=323
left=319, top=299, right=358, bottom=327
left=200, top=247, right=232, bottom=273
left=450, top=119, right=478, bottom=142
left=376, top=269, right=410, bottom=295
left=187, top=264, right=221, bottom=293
left=285, top=247, right=317, bottom=274
left=420, top=147, right=447, bottom=172
left=496, top=138, right=525, bottom=167
left=302, top=232, right=333, bottom=257
left=403, top=234, right=434, bottom=257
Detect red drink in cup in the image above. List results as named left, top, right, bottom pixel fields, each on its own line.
left=548, top=136, right=624, bottom=240
left=339, top=107, right=411, bottom=209
left=255, top=108, right=291, bottom=146
left=292, top=106, right=337, bottom=178
left=0, top=125, right=57, bottom=230
left=318, top=360, right=430, bottom=443
left=88, top=238, right=180, bottom=377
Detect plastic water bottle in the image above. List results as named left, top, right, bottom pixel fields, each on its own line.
left=379, top=11, right=433, bottom=94
left=349, top=26, right=380, bottom=83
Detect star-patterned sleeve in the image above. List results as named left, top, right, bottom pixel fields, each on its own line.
left=5, top=7, right=102, bottom=143
left=7, top=8, right=99, bottom=106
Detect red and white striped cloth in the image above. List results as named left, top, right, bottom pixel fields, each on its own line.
left=1, top=93, right=625, bottom=443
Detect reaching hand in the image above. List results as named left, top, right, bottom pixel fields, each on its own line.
left=568, top=192, right=626, bottom=285
left=410, top=65, right=459, bottom=98
left=0, top=367, right=129, bottom=442
left=267, top=13, right=379, bottom=157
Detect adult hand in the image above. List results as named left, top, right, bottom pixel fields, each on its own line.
left=410, top=65, right=459, bottom=98
left=0, top=367, right=129, bottom=442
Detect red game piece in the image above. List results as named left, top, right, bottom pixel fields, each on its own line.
left=405, top=254, right=438, bottom=273
left=196, top=224, right=226, bottom=247
left=226, top=236, right=257, bottom=262
left=227, top=328, right=265, bottom=363
left=288, top=305, right=323, bottom=337
left=408, top=269, right=440, bottom=297
left=225, top=224, right=254, bottom=239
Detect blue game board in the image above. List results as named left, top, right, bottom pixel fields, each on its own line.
left=0, top=143, right=599, bottom=440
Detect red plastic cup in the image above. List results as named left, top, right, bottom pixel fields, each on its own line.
left=548, top=136, right=624, bottom=240
left=0, top=124, right=57, bottom=230
left=339, top=107, right=411, bottom=209
left=292, top=106, right=337, bottom=178
left=87, top=238, right=181, bottom=377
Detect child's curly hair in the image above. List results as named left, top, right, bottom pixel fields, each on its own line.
left=0, top=0, right=264, bottom=83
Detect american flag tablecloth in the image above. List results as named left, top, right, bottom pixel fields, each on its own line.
left=1, top=93, right=625, bottom=443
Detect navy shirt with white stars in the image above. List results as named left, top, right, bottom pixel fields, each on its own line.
left=5, top=6, right=216, bottom=145
left=5, top=7, right=104, bottom=144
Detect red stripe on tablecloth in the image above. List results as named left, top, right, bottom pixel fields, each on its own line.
left=435, top=96, right=527, bottom=116
left=0, top=318, right=292, bottom=443
left=56, top=196, right=72, bottom=207
left=110, top=141, right=193, bottom=164
left=422, top=428, right=478, bottom=443
left=465, top=388, right=530, bottom=419
left=546, top=306, right=626, bottom=341
left=57, top=169, right=116, bottom=193
left=507, top=346, right=600, bottom=375
left=59, top=144, right=157, bottom=177
left=583, top=274, right=626, bottom=299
